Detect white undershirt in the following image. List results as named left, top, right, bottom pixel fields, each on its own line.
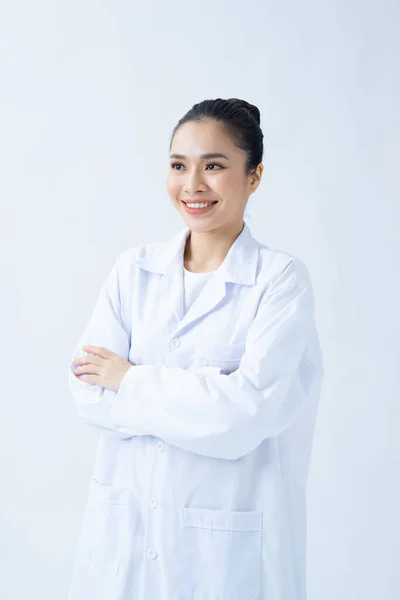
left=183, top=267, right=214, bottom=314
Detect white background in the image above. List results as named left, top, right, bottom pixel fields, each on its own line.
left=0, top=1, right=399, bottom=598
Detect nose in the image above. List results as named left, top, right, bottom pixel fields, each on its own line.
left=183, top=166, right=208, bottom=195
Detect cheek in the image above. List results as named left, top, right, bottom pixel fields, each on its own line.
left=218, top=175, right=246, bottom=203
left=166, top=176, right=180, bottom=198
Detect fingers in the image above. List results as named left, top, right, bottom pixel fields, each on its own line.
left=76, top=374, right=98, bottom=385
left=72, top=354, right=102, bottom=367
left=74, top=363, right=101, bottom=376
left=82, top=345, right=112, bottom=359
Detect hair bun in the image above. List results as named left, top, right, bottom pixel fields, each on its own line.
left=234, top=99, right=261, bottom=126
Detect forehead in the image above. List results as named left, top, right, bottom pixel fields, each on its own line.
left=171, top=119, right=240, bottom=157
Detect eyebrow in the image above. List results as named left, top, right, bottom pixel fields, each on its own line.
left=169, top=152, right=230, bottom=160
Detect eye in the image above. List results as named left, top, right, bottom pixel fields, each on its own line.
left=205, top=162, right=223, bottom=170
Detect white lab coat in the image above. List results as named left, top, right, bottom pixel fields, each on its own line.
left=67, top=222, right=323, bottom=600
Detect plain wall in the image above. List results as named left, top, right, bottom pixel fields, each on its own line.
left=0, top=0, right=399, bottom=598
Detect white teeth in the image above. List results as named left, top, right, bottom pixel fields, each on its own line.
left=186, top=202, right=214, bottom=208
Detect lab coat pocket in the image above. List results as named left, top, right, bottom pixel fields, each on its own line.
left=76, top=477, right=132, bottom=575
left=180, top=507, right=262, bottom=600
left=198, top=342, right=246, bottom=374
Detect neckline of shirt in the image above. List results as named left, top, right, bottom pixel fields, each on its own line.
left=184, top=267, right=214, bottom=275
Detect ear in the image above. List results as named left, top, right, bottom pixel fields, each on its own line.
left=249, top=163, right=264, bottom=194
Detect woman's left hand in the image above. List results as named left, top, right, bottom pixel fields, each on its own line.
left=71, top=345, right=133, bottom=392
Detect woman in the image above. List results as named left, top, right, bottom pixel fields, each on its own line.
left=67, top=97, right=323, bottom=600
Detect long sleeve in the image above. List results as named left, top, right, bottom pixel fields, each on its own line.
left=111, top=258, right=321, bottom=459
left=67, top=251, right=141, bottom=439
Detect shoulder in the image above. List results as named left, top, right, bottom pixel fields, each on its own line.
left=256, top=240, right=313, bottom=293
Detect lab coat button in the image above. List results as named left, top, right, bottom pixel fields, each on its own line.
left=169, top=337, right=181, bottom=349
left=149, top=497, right=158, bottom=508
left=147, top=548, right=157, bottom=560
left=156, top=440, right=165, bottom=452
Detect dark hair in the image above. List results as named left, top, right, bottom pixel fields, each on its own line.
left=169, top=98, right=263, bottom=176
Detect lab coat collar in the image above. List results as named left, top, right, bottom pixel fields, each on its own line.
left=137, top=221, right=259, bottom=286
left=137, top=222, right=259, bottom=328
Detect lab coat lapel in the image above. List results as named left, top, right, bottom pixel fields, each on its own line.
left=180, top=272, right=226, bottom=330
left=157, top=249, right=227, bottom=331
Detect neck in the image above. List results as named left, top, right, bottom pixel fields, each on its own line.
left=184, top=222, right=244, bottom=271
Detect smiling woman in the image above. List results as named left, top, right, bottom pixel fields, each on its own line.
left=67, top=97, right=323, bottom=600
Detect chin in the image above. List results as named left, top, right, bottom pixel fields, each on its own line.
left=184, top=220, right=221, bottom=235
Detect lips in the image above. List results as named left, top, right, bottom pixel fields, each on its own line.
left=182, top=200, right=218, bottom=215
